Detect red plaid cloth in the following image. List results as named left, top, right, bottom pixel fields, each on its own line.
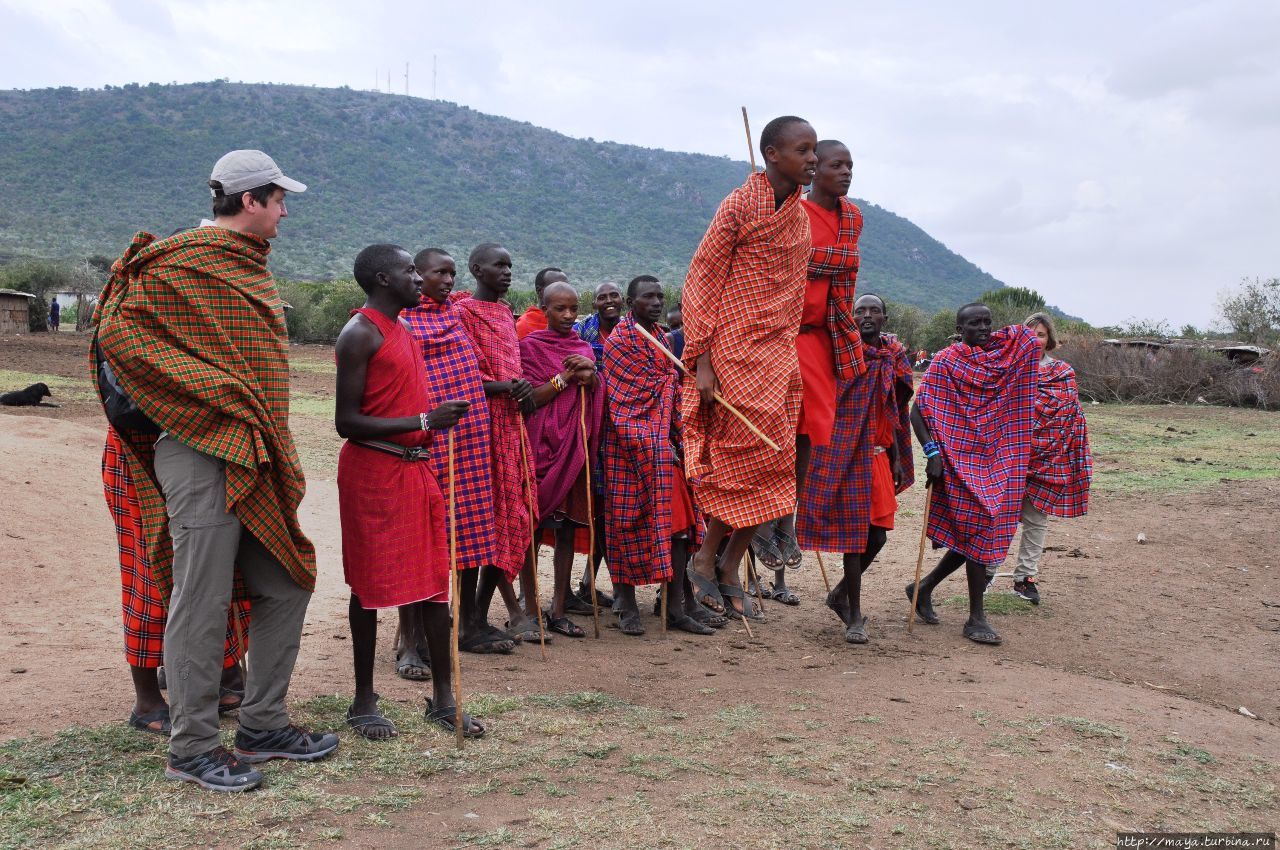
left=402, top=298, right=498, bottom=572
left=916, top=325, right=1040, bottom=565
left=338, top=309, right=450, bottom=607
left=602, top=315, right=677, bottom=586
left=92, top=228, right=315, bottom=597
left=679, top=171, right=808, bottom=528
left=1026, top=357, right=1092, bottom=518
left=805, top=197, right=866, bottom=381
left=454, top=293, right=537, bottom=580
left=798, top=334, right=914, bottom=553
left=103, top=428, right=248, bottom=668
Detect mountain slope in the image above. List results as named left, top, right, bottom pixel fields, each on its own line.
left=0, top=81, right=1004, bottom=310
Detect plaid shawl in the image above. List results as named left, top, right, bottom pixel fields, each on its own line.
left=574, top=312, right=607, bottom=366
left=454, top=293, right=538, bottom=579
left=92, top=228, right=314, bottom=596
left=602, top=315, right=677, bottom=585
left=680, top=171, right=808, bottom=528
left=805, top=197, right=866, bottom=380
left=521, top=329, right=605, bottom=521
left=1026, top=357, right=1092, bottom=518
left=402, top=298, right=498, bottom=571
left=916, top=325, right=1040, bottom=565
left=798, top=333, right=914, bottom=553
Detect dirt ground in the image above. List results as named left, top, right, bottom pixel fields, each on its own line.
left=1, top=331, right=1277, bottom=849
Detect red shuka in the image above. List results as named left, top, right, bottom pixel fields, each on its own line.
left=337, top=308, right=449, bottom=609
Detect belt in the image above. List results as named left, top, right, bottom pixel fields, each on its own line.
left=352, top=439, right=431, bottom=461
left=799, top=324, right=824, bottom=333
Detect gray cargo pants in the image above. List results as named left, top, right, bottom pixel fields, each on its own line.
left=153, top=436, right=312, bottom=758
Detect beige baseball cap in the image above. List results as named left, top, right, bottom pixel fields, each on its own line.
left=209, top=149, right=307, bottom=195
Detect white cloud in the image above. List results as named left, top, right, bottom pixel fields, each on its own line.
left=0, top=0, right=1277, bottom=326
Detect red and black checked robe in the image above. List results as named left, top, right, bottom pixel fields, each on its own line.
left=1026, top=357, right=1092, bottom=518
left=680, top=171, right=809, bottom=528
left=916, top=325, right=1040, bottom=565
left=798, top=334, right=914, bottom=553
left=602, top=315, right=678, bottom=586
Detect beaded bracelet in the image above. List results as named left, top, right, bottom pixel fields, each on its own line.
left=922, top=440, right=941, bottom=459
left=550, top=373, right=568, bottom=392
left=420, top=412, right=431, bottom=432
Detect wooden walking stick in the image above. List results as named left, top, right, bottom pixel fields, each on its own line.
left=741, top=106, right=757, bottom=176
left=631, top=321, right=782, bottom=452
left=907, top=484, right=934, bottom=635
left=447, top=429, right=465, bottom=749
left=578, top=385, right=602, bottom=639
left=746, top=548, right=767, bottom=614
left=814, top=551, right=833, bottom=595
left=518, top=434, right=547, bottom=660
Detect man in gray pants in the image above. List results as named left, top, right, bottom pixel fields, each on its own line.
left=94, top=150, right=337, bottom=791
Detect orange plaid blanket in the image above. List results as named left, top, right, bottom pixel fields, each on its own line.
left=679, top=172, right=810, bottom=528
left=92, top=228, right=315, bottom=597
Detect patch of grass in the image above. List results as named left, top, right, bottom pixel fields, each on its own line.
left=1085, top=405, right=1280, bottom=494
left=454, top=827, right=515, bottom=847
left=712, top=703, right=762, bottom=731
left=0, top=369, right=94, bottom=399
left=1055, top=715, right=1129, bottom=741
left=940, top=592, right=1035, bottom=615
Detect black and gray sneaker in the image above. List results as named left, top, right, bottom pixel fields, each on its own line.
left=233, top=724, right=339, bottom=764
left=165, top=745, right=263, bottom=792
left=1013, top=578, right=1040, bottom=605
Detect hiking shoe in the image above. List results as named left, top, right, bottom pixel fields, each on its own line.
left=1013, top=578, right=1040, bottom=605
left=165, top=745, right=263, bottom=792
left=234, top=724, right=339, bottom=763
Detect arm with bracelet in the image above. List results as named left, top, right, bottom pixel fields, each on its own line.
left=910, top=402, right=944, bottom=489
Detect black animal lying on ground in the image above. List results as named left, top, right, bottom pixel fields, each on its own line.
left=0, top=383, right=55, bottom=406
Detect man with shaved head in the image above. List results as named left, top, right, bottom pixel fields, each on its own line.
left=521, top=281, right=604, bottom=637
left=907, top=303, right=1040, bottom=646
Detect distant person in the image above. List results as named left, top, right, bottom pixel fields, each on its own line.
left=681, top=115, right=817, bottom=624
left=102, top=426, right=249, bottom=736
left=516, top=267, right=568, bottom=339
left=986, top=312, right=1093, bottom=604
left=402, top=249, right=512, bottom=658
left=94, top=149, right=335, bottom=792
left=755, top=138, right=867, bottom=606
left=907, top=303, right=1040, bottom=646
left=571, top=281, right=624, bottom=612
left=48, top=298, right=60, bottom=331
left=453, top=243, right=544, bottom=641
left=334, top=244, right=481, bottom=740
left=520, top=281, right=604, bottom=637
left=798, top=294, right=914, bottom=644
left=665, top=303, right=685, bottom=358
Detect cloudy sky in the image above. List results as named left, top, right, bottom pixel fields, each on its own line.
left=2, top=0, right=1277, bottom=327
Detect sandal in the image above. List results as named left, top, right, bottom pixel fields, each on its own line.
left=845, top=616, right=869, bottom=645
left=773, top=527, right=802, bottom=569
left=505, top=617, right=549, bottom=643
left=963, top=621, right=1002, bottom=645
left=616, top=607, right=645, bottom=636
left=766, top=582, right=800, bottom=606
left=667, top=612, right=715, bottom=635
left=545, top=614, right=585, bottom=638
left=128, top=706, right=171, bottom=736
left=425, top=698, right=486, bottom=739
left=905, top=582, right=941, bottom=625
left=347, top=698, right=398, bottom=740
left=825, top=585, right=852, bottom=625
left=217, top=686, right=244, bottom=715
left=690, top=603, right=729, bottom=629
left=396, top=656, right=432, bottom=681
left=719, top=582, right=765, bottom=623
left=750, top=525, right=784, bottom=569
left=562, top=592, right=596, bottom=616
left=687, top=560, right=724, bottom=613
left=459, top=631, right=516, bottom=654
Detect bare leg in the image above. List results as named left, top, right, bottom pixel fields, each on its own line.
left=348, top=594, right=395, bottom=739
left=719, top=525, right=759, bottom=618
left=773, top=434, right=813, bottom=591
left=550, top=527, right=576, bottom=620
left=395, top=603, right=430, bottom=677
left=129, top=666, right=167, bottom=727
left=459, top=567, right=513, bottom=652
left=519, top=546, right=540, bottom=619
left=475, top=564, right=507, bottom=630
left=690, top=518, right=732, bottom=610
left=496, top=574, right=523, bottom=623
left=422, top=600, right=484, bottom=736
left=908, top=549, right=967, bottom=624
left=963, top=559, right=1001, bottom=643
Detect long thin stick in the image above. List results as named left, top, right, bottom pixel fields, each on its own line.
left=447, top=430, right=464, bottom=749
left=746, top=548, right=767, bottom=614
left=631, top=320, right=781, bottom=452
left=579, top=385, right=601, bottom=639
left=908, top=485, right=934, bottom=635
left=518, top=433, right=547, bottom=661
left=741, top=106, right=756, bottom=176
left=814, top=551, right=833, bottom=594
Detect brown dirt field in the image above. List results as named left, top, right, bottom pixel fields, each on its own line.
left=1, top=331, right=1277, bottom=849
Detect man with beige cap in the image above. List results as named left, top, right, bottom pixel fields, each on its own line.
left=94, top=150, right=336, bottom=792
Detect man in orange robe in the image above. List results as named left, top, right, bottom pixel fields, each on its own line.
left=515, top=267, right=568, bottom=339
left=682, top=115, right=818, bottom=624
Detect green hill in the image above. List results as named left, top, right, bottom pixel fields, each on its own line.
left=0, top=81, right=1005, bottom=310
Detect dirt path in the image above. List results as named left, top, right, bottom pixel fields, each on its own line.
left=2, top=332, right=1277, bottom=849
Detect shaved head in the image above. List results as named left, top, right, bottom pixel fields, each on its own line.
left=541, top=280, right=577, bottom=306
